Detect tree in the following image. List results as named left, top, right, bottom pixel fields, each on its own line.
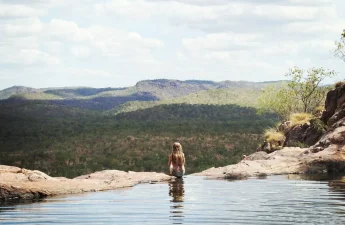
left=258, top=82, right=296, bottom=120
left=258, top=67, right=335, bottom=120
left=335, top=29, right=345, bottom=62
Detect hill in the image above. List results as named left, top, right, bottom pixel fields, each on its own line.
left=0, top=79, right=284, bottom=112
left=0, top=86, right=38, bottom=100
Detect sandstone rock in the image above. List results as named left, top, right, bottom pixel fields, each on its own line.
left=0, top=167, right=171, bottom=202
left=278, top=121, right=292, bottom=134
left=284, top=119, right=325, bottom=147
left=245, top=151, right=269, bottom=161
left=321, top=83, right=345, bottom=126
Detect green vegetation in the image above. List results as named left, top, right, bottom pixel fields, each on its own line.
left=0, top=86, right=37, bottom=100
left=258, top=82, right=295, bottom=120
left=258, top=67, right=334, bottom=120
left=0, top=80, right=280, bottom=113
left=109, top=88, right=262, bottom=115
left=310, top=119, right=327, bottom=134
left=0, top=100, right=278, bottom=178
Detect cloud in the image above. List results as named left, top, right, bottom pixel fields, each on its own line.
left=283, top=21, right=345, bottom=35
left=147, top=0, right=334, bottom=6
left=3, top=18, right=43, bottom=37
left=95, top=0, right=338, bottom=27
left=0, top=4, right=44, bottom=18
left=0, top=0, right=344, bottom=90
left=46, top=19, right=164, bottom=64
left=183, top=33, right=262, bottom=52
left=0, top=48, right=60, bottom=65
left=65, top=68, right=115, bottom=78
left=71, top=46, right=91, bottom=58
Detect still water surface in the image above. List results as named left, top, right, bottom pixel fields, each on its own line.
left=2, top=175, right=345, bottom=224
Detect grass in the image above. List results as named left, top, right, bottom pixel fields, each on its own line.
left=289, top=113, right=314, bottom=126
left=264, top=128, right=285, bottom=143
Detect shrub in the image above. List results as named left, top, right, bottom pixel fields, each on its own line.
left=290, top=113, right=314, bottom=126
left=264, top=128, right=285, bottom=143
left=310, top=119, right=327, bottom=133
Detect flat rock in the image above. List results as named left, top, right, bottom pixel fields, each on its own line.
left=0, top=167, right=171, bottom=202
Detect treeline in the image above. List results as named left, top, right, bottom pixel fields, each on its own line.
left=115, top=103, right=277, bottom=122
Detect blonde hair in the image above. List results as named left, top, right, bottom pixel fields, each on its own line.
left=171, top=142, right=185, bottom=165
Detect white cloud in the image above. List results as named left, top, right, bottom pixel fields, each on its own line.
left=183, top=33, right=262, bottom=52
left=0, top=48, right=60, bottom=65
left=0, top=0, right=344, bottom=90
left=71, top=46, right=91, bottom=58
left=94, top=0, right=338, bottom=29
left=3, top=18, right=43, bottom=36
left=65, top=68, right=114, bottom=78
left=283, top=21, right=345, bottom=35
left=0, top=4, right=44, bottom=18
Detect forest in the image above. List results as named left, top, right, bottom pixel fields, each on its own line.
left=0, top=99, right=278, bottom=178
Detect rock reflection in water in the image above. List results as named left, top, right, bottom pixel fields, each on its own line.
left=169, top=178, right=185, bottom=224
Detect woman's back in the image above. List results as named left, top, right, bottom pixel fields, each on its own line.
left=168, top=142, right=186, bottom=178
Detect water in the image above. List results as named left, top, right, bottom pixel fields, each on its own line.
left=2, top=175, right=345, bottom=224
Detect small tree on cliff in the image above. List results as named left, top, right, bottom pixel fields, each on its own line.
left=258, top=66, right=335, bottom=120
left=335, top=29, right=345, bottom=62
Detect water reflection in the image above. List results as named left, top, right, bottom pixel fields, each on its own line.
left=169, top=178, right=185, bottom=224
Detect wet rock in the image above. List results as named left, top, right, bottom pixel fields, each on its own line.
left=224, top=172, right=249, bottom=180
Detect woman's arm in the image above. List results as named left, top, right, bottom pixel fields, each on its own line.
left=168, top=154, right=172, bottom=166
left=182, top=153, right=186, bottom=171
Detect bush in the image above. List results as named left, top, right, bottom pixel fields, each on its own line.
left=310, top=119, right=327, bottom=133
left=290, top=113, right=314, bottom=126
left=264, top=128, right=285, bottom=143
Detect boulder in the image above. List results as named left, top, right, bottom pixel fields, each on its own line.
left=321, top=83, right=345, bottom=126
left=285, top=119, right=326, bottom=147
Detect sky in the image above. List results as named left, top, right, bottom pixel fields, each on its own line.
left=0, top=0, right=344, bottom=90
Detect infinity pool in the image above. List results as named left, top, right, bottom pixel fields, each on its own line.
left=1, top=175, right=345, bottom=224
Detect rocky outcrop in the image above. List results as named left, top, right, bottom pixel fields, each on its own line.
left=321, top=82, right=345, bottom=126
left=196, top=83, right=345, bottom=180
left=0, top=166, right=171, bottom=202
left=284, top=119, right=326, bottom=147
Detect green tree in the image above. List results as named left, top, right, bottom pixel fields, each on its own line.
left=335, top=29, right=345, bottom=62
left=258, top=82, right=296, bottom=120
left=259, top=66, right=335, bottom=119
left=286, top=67, right=335, bottom=113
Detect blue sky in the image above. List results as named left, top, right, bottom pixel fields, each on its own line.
left=0, top=0, right=344, bottom=90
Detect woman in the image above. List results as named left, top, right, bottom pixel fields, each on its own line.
left=168, top=142, right=186, bottom=178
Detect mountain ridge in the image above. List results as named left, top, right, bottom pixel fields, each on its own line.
left=0, top=79, right=286, bottom=99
